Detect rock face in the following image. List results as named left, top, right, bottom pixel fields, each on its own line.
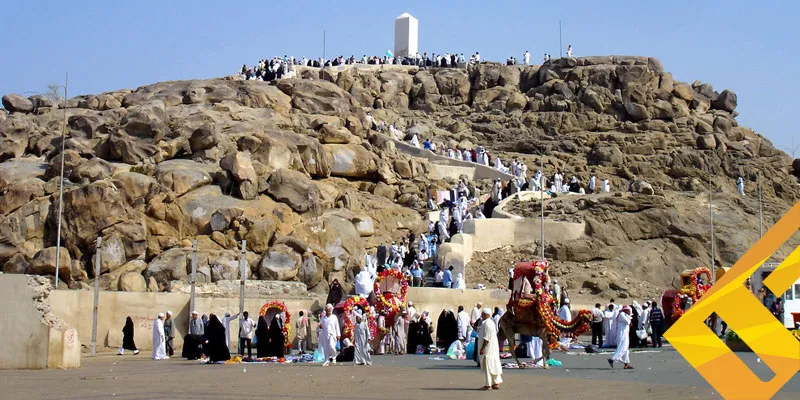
left=1, top=56, right=797, bottom=300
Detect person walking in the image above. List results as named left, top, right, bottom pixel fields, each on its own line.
left=238, top=311, right=255, bottom=357
left=295, top=310, right=309, bottom=353
left=119, top=317, right=139, bottom=355
left=648, top=302, right=665, bottom=348
left=353, top=312, right=372, bottom=365
left=163, top=311, right=174, bottom=357
left=478, top=308, right=503, bottom=390
left=220, top=312, right=239, bottom=351
left=152, top=313, right=168, bottom=360
left=591, top=303, right=604, bottom=347
left=608, top=306, right=633, bottom=369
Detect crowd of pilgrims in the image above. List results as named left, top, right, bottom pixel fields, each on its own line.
left=239, top=52, right=488, bottom=81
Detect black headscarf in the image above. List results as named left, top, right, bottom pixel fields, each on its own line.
left=406, top=319, right=420, bottom=353
left=255, top=316, right=269, bottom=358
left=122, top=317, right=137, bottom=351
left=326, top=279, right=345, bottom=306
left=268, top=316, right=285, bottom=358
left=204, top=314, right=230, bottom=362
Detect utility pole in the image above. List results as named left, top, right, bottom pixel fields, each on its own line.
left=54, top=72, right=68, bottom=290
left=189, top=240, right=198, bottom=323
left=559, top=20, right=563, bottom=58
left=709, top=170, right=715, bottom=283
left=323, top=30, right=326, bottom=60
left=239, top=240, right=247, bottom=318
left=540, top=153, right=545, bottom=260
left=758, top=171, right=763, bottom=238
left=91, top=236, right=101, bottom=356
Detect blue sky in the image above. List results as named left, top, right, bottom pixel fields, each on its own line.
left=1, top=1, right=797, bottom=154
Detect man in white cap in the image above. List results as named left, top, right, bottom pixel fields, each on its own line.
left=559, top=298, right=572, bottom=321
left=152, top=313, right=168, bottom=360
left=407, top=301, right=417, bottom=321
left=552, top=279, right=562, bottom=308
left=189, top=311, right=204, bottom=336
left=478, top=308, right=503, bottom=390
left=163, top=311, right=174, bottom=357
left=320, top=304, right=341, bottom=366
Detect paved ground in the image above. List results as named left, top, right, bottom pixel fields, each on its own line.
left=1, top=347, right=797, bottom=399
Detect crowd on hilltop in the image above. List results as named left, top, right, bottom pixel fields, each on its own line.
left=238, top=45, right=577, bottom=81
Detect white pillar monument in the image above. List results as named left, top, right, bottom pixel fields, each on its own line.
left=394, top=13, right=418, bottom=58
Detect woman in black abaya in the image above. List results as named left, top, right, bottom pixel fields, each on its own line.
left=436, top=310, right=458, bottom=348
left=255, top=315, right=270, bottom=358
left=119, top=317, right=139, bottom=355
left=267, top=316, right=286, bottom=357
left=326, top=279, right=345, bottom=306
left=204, top=314, right=230, bottom=362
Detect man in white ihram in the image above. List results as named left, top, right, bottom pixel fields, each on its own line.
left=477, top=308, right=503, bottom=390
left=152, top=313, right=168, bottom=360
left=320, top=304, right=341, bottom=366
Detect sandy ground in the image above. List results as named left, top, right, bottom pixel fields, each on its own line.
left=2, top=346, right=798, bottom=400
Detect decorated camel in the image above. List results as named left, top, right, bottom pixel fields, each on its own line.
left=498, top=260, right=592, bottom=368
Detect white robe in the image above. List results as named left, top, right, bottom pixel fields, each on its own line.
left=354, top=270, right=374, bottom=298
left=478, top=318, right=503, bottom=386
left=611, top=312, right=631, bottom=364
left=353, top=320, right=372, bottom=365
left=410, top=134, right=420, bottom=148
left=604, top=309, right=619, bottom=347
left=457, top=311, right=470, bottom=340
left=152, top=318, right=167, bottom=360
left=558, top=305, right=571, bottom=322
left=221, top=314, right=238, bottom=350
left=527, top=336, right=544, bottom=366
left=320, top=314, right=340, bottom=361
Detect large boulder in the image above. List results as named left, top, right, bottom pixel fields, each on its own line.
left=120, top=100, right=168, bottom=141
left=266, top=168, right=335, bottom=213
left=696, top=134, right=717, bottom=150
left=276, top=79, right=357, bottom=119
left=59, top=180, right=133, bottom=258
left=99, top=259, right=147, bottom=290
left=118, top=272, right=147, bottom=292
left=624, top=101, right=650, bottom=122
left=154, top=159, right=215, bottom=196
left=2, top=94, right=34, bottom=113
left=434, top=69, right=471, bottom=105
left=2, top=253, right=30, bottom=274
left=712, top=89, right=737, bottom=112
left=189, top=124, right=219, bottom=154
left=792, top=158, right=800, bottom=178
left=0, top=117, right=33, bottom=162
left=144, top=248, right=190, bottom=285
left=29, top=247, right=72, bottom=281
left=630, top=180, right=656, bottom=195
left=298, top=250, right=323, bottom=288
left=220, top=151, right=258, bottom=200
left=323, top=144, right=378, bottom=178
left=258, top=244, right=301, bottom=280
left=0, top=178, right=44, bottom=215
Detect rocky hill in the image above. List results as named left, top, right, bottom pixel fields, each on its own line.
left=2, top=56, right=799, bottom=298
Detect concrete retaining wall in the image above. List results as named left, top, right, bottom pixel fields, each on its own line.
left=46, top=285, right=511, bottom=353
left=392, top=139, right=513, bottom=182
left=0, top=274, right=80, bottom=369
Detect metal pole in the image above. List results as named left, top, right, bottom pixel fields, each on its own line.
left=323, top=30, right=326, bottom=60
left=54, top=72, right=68, bottom=290
left=559, top=20, right=563, bottom=58
left=709, top=170, right=715, bottom=283
left=91, top=236, right=101, bottom=356
left=540, top=153, right=545, bottom=260
left=189, top=240, right=198, bottom=323
left=758, top=171, right=763, bottom=238
left=238, top=240, right=247, bottom=317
